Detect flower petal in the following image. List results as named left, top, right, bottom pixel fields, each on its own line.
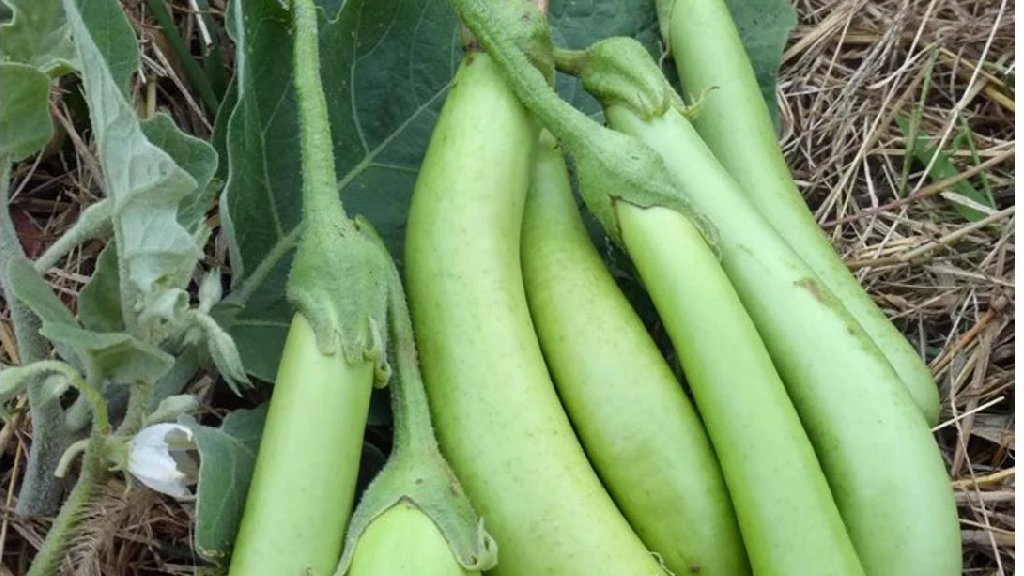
left=128, top=423, right=197, bottom=498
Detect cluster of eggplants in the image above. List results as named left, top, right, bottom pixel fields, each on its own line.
left=402, top=1, right=959, bottom=575
left=229, top=0, right=960, bottom=575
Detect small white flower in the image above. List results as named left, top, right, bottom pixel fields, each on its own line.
left=128, top=423, right=198, bottom=498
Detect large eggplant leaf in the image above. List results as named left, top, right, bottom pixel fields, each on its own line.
left=218, top=0, right=665, bottom=381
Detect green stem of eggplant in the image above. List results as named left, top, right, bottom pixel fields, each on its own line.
left=333, top=270, right=497, bottom=574
left=228, top=1, right=384, bottom=573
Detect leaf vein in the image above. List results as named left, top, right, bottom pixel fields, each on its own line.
left=350, top=2, right=370, bottom=153
left=337, top=79, right=451, bottom=191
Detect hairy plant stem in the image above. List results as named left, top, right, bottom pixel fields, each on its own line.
left=24, top=369, right=154, bottom=576
left=1, top=160, right=71, bottom=516
left=24, top=369, right=112, bottom=576
left=334, top=269, right=497, bottom=574
left=449, top=0, right=705, bottom=245
left=283, top=0, right=391, bottom=363
left=551, top=47, right=587, bottom=75
left=25, top=374, right=155, bottom=575
left=33, top=198, right=112, bottom=273
left=385, top=278, right=436, bottom=456
left=291, top=0, right=353, bottom=236
left=116, top=380, right=154, bottom=437
left=24, top=433, right=107, bottom=576
left=451, top=0, right=589, bottom=150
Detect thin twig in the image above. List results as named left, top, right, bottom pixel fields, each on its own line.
left=952, top=467, right=1015, bottom=490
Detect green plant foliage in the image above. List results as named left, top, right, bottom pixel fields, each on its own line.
left=0, top=63, right=53, bottom=163
left=63, top=0, right=204, bottom=342
left=182, top=405, right=269, bottom=564
left=140, top=114, right=220, bottom=232
left=896, top=115, right=997, bottom=222
left=78, top=243, right=124, bottom=333
left=6, top=255, right=85, bottom=367
left=0, top=0, right=77, bottom=77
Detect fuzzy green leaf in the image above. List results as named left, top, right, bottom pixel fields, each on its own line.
left=78, top=242, right=124, bottom=333
left=6, top=255, right=85, bottom=368
left=68, top=0, right=135, bottom=92
left=6, top=256, right=77, bottom=328
left=0, top=361, right=72, bottom=404
left=140, top=114, right=220, bottom=232
left=8, top=255, right=173, bottom=388
left=181, top=405, right=268, bottom=564
left=0, top=0, right=77, bottom=77
left=0, top=63, right=53, bottom=163
left=39, top=323, right=174, bottom=386
left=145, top=394, right=200, bottom=425
left=184, top=310, right=251, bottom=395
left=63, top=0, right=202, bottom=340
